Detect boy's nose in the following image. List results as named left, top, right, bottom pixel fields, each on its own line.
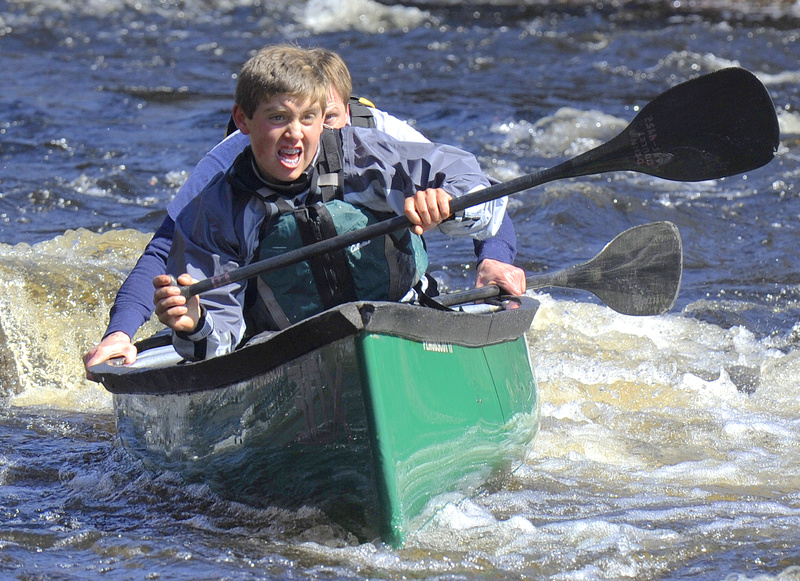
left=284, top=121, right=303, bottom=139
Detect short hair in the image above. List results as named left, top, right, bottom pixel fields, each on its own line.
left=309, top=47, right=353, bottom=104
left=235, top=44, right=328, bottom=119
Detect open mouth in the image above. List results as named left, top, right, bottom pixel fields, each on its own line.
left=278, top=147, right=302, bottom=168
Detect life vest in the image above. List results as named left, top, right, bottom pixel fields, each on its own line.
left=249, top=129, right=428, bottom=330
left=225, top=96, right=377, bottom=137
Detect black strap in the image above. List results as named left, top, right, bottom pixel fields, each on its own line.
left=349, top=97, right=377, bottom=128
left=313, top=129, right=344, bottom=203
left=317, top=129, right=343, bottom=173
left=226, top=115, right=238, bottom=137
left=294, top=203, right=358, bottom=309
left=414, top=276, right=453, bottom=312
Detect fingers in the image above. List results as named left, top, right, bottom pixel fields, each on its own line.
left=153, top=273, right=193, bottom=307
left=475, top=259, right=527, bottom=296
left=153, top=275, right=184, bottom=312
left=503, top=267, right=527, bottom=296
left=403, top=197, right=424, bottom=235
left=153, top=273, right=200, bottom=332
left=82, top=331, right=137, bottom=380
left=153, top=273, right=189, bottom=289
left=404, top=188, right=452, bottom=235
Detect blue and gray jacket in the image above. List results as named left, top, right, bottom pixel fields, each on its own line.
left=168, top=125, right=506, bottom=360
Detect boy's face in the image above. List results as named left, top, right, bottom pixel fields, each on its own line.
left=234, top=93, right=324, bottom=183
left=323, top=88, right=349, bottom=129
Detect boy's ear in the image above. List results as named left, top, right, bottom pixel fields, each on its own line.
left=231, top=104, right=250, bottom=135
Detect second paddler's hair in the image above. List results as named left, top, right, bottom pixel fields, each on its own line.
left=235, top=44, right=328, bottom=119
left=309, top=47, right=353, bottom=104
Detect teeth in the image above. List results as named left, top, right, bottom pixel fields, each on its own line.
left=278, top=147, right=301, bottom=168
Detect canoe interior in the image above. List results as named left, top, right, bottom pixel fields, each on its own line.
left=99, top=299, right=540, bottom=545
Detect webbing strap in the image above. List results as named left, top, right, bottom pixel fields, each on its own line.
left=294, top=203, right=358, bottom=309
left=252, top=128, right=356, bottom=319
left=314, top=129, right=344, bottom=203
left=256, top=278, right=292, bottom=330
left=349, top=97, right=377, bottom=129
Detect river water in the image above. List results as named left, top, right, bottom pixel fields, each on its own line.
left=3, top=0, right=800, bottom=578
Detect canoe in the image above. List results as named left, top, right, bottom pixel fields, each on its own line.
left=93, top=297, right=539, bottom=546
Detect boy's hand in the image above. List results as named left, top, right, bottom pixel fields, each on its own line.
left=153, top=273, right=201, bottom=333
left=404, top=188, right=452, bottom=235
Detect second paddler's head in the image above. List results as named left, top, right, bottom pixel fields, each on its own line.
left=309, top=47, right=353, bottom=130
left=232, top=44, right=328, bottom=184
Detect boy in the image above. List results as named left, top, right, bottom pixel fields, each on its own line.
left=154, top=45, right=506, bottom=361
left=83, top=46, right=522, bottom=374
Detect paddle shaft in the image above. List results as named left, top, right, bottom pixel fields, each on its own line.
left=180, top=67, right=778, bottom=299
left=182, top=160, right=578, bottom=298
left=436, top=272, right=567, bottom=308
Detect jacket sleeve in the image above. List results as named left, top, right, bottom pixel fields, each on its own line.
left=474, top=212, right=517, bottom=265
left=166, top=177, right=262, bottom=361
left=369, top=111, right=516, bottom=260
left=341, top=126, right=506, bottom=239
left=104, top=216, right=175, bottom=340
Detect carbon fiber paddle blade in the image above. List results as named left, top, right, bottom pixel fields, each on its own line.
left=574, top=67, right=780, bottom=181
left=558, top=221, right=683, bottom=316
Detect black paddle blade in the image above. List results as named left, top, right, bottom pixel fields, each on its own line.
left=530, top=221, right=683, bottom=316
left=570, top=67, right=780, bottom=181
left=438, top=222, right=683, bottom=316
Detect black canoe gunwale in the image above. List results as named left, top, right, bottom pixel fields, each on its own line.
left=94, top=297, right=539, bottom=396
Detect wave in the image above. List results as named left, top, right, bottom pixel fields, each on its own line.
left=3, top=0, right=258, bottom=20
left=0, top=229, right=158, bottom=409
left=490, top=108, right=628, bottom=160
left=295, top=0, right=432, bottom=34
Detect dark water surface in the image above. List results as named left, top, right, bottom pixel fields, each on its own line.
left=3, top=0, right=800, bottom=578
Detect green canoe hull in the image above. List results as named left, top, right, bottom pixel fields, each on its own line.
left=97, top=299, right=539, bottom=545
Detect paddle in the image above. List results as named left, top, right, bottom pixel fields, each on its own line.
left=436, top=221, right=682, bottom=315
left=178, top=67, right=778, bottom=299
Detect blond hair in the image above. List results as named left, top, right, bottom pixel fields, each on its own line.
left=309, top=47, right=353, bottom=104
left=235, top=44, right=328, bottom=119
